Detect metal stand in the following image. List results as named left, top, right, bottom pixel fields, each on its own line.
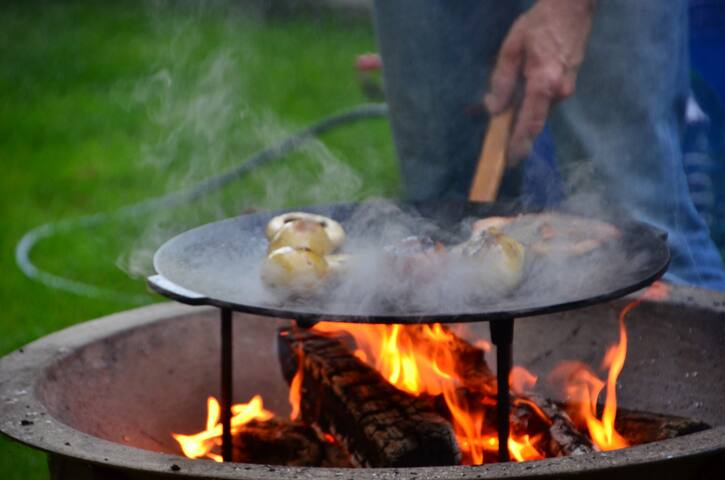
left=220, top=308, right=233, bottom=462
left=217, top=308, right=514, bottom=463
left=295, top=318, right=318, bottom=329
left=489, top=318, right=514, bottom=463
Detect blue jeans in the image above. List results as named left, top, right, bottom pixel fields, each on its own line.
left=373, top=0, right=725, bottom=290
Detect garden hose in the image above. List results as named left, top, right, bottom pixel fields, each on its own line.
left=15, top=103, right=389, bottom=304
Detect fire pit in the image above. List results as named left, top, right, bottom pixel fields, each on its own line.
left=2, top=201, right=725, bottom=478
left=1, top=286, right=724, bottom=479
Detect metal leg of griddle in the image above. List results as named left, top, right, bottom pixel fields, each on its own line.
left=295, top=318, right=319, bottom=329
left=221, top=308, right=233, bottom=462
left=490, top=317, right=514, bottom=463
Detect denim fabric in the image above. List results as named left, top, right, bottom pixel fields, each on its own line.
left=373, top=0, right=524, bottom=201
left=690, top=0, right=725, bottom=251
left=373, top=0, right=725, bottom=290
left=691, top=0, right=725, bottom=101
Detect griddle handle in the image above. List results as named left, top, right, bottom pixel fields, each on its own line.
left=469, top=108, right=514, bottom=203
left=147, top=275, right=208, bottom=305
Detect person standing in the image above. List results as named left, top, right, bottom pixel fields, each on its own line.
left=373, top=0, right=725, bottom=290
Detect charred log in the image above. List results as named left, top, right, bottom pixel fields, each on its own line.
left=556, top=403, right=710, bottom=447
left=416, top=326, right=595, bottom=457
left=405, top=325, right=497, bottom=395
left=423, top=387, right=594, bottom=458
left=613, top=408, right=709, bottom=445
left=232, top=418, right=352, bottom=466
left=415, top=325, right=595, bottom=457
left=277, top=323, right=704, bottom=465
left=516, top=394, right=595, bottom=456
left=278, top=327, right=461, bottom=467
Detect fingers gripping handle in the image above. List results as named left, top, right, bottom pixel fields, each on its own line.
left=468, top=108, right=515, bottom=203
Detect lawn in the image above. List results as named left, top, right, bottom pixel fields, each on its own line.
left=0, top=1, right=397, bottom=478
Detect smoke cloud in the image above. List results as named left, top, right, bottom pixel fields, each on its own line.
left=116, top=2, right=377, bottom=279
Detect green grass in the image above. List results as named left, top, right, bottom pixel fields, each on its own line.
left=0, top=1, right=397, bottom=478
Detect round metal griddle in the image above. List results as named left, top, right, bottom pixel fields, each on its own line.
left=149, top=201, right=670, bottom=324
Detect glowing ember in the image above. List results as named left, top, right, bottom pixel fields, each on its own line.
left=172, top=395, right=273, bottom=462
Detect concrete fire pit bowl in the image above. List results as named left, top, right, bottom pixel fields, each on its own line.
left=1, top=285, right=725, bottom=479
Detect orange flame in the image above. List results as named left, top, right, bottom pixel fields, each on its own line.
left=474, top=339, right=492, bottom=353
left=548, top=290, right=651, bottom=451
left=289, top=350, right=303, bottom=421
left=641, top=280, right=670, bottom=301
left=443, top=387, right=486, bottom=464
left=509, top=434, right=545, bottom=462
left=177, top=283, right=658, bottom=464
left=353, top=348, right=368, bottom=362
left=172, top=395, right=274, bottom=462
left=312, top=322, right=545, bottom=463
left=510, top=366, right=538, bottom=395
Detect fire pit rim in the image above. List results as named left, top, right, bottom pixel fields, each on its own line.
left=1, top=295, right=724, bottom=479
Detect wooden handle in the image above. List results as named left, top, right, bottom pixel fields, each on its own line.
left=468, top=108, right=514, bottom=203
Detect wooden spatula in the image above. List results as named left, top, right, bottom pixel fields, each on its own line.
left=468, top=108, right=514, bottom=203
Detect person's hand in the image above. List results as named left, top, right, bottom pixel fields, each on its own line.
left=484, top=0, right=597, bottom=162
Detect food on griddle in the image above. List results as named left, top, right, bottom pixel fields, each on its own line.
left=261, top=213, right=347, bottom=295
left=266, top=212, right=346, bottom=250
left=261, top=247, right=329, bottom=294
left=470, top=216, right=512, bottom=233
left=381, top=235, right=446, bottom=283
left=529, top=214, right=620, bottom=256
left=268, top=219, right=334, bottom=255
left=452, top=228, right=526, bottom=293
left=382, top=236, right=443, bottom=256
left=473, top=212, right=620, bottom=257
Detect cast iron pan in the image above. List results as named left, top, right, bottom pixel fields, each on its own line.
left=148, top=201, right=670, bottom=323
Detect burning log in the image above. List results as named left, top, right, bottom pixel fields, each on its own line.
left=555, top=402, right=710, bottom=448
left=277, top=327, right=462, bottom=467
left=232, top=418, right=352, bottom=467
left=517, top=394, right=595, bottom=456
left=425, top=386, right=595, bottom=458
left=612, top=408, right=708, bottom=446
left=404, top=325, right=497, bottom=395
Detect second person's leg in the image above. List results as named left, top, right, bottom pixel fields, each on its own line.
left=549, top=0, right=725, bottom=289
left=373, top=0, right=523, bottom=201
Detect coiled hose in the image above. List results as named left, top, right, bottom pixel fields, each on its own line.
left=15, top=103, right=388, bottom=304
